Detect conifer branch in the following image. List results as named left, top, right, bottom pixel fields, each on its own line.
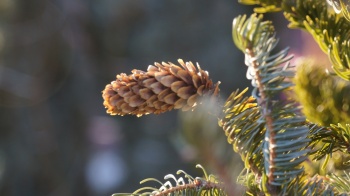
left=219, top=88, right=264, bottom=176
left=283, top=0, right=350, bottom=80
left=230, top=13, right=310, bottom=194
left=308, top=123, right=350, bottom=163
left=238, top=0, right=283, bottom=13
left=245, top=42, right=279, bottom=188
left=113, top=165, right=227, bottom=196
left=285, top=174, right=338, bottom=195
left=239, top=0, right=350, bottom=81
left=327, top=0, right=350, bottom=21
left=328, top=171, right=350, bottom=194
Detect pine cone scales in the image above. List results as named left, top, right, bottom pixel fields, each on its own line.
left=102, top=59, right=220, bottom=117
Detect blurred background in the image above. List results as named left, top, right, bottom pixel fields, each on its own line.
left=0, top=0, right=319, bottom=195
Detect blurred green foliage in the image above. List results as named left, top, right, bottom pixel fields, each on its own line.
left=294, top=62, right=350, bottom=126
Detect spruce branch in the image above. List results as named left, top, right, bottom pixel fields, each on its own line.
left=328, top=171, right=350, bottom=194
left=238, top=0, right=283, bottom=13
left=219, top=88, right=264, bottom=177
left=102, top=59, right=220, bottom=117
left=283, top=0, right=350, bottom=80
left=308, top=123, right=350, bottom=164
left=285, top=174, right=338, bottom=195
left=113, top=165, right=227, bottom=196
left=238, top=0, right=350, bottom=80
left=327, top=0, right=350, bottom=21
left=229, top=13, right=309, bottom=193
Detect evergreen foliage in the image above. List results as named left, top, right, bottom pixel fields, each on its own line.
left=103, top=0, right=350, bottom=195
left=112, top=165, right=227, bottom=196
left=240, top=0, right=350, bottom=81
left=229, top=13, right=310, bottom=193
left=294, top=62, right=350, bottom=126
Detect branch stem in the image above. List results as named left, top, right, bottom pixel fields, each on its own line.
left=246, top=48, right=277, bottom=190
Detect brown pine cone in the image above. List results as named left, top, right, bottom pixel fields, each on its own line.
left=102, top=59, right=220, bottom=117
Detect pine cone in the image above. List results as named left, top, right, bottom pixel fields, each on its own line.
left=102, top=59, right=220, bottom=117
